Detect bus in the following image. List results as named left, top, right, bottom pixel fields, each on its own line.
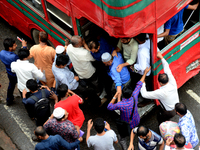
left=0, top=0, right=199, bottom=117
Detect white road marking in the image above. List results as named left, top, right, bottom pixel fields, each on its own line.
left=4, top=105, right=36, bottom=146
left=186, top=89, right=200, bottom=104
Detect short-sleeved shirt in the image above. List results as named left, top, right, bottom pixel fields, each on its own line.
left=30, top=44, right=56, bottom=87
left=35, top=135, right=80, bottom=150
left=164, top=5, right=189, bottom=35
left=87, top=130, right=117, bottom=150
left=117, top=38, right=138, bottom=65
left=178, top=110, right=199, bottom=148
left=54, top=95, right=85, bottom=128
left=44, top=118, right=79, bottom=143
left=133, top=128, right=163, bottom=150
left=0, top=50, right=19, bottom=76
left=67, top=44, right=95, bottom=79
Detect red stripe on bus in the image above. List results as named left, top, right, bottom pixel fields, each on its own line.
left=100, top=0, right=142, bottom=10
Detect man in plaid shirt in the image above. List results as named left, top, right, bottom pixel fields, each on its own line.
left=44, top=107, right=79, bottom=147
left=107, top=67, right=151, bottom=150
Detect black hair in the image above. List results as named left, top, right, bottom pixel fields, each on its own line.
left=71, top=35, right=81, bottom=47
left=26, top=79, right=38, bottom=92
left=39, top=31, right=48, bottom=43
left=18, top=48, right=30, bottom=60
left=121, top=37, right=131, bottom=40
left=88, top=40, right=99, bottom=50
left=137, top=126, right=149, bottom=137
left=122, top=85, right=133, bottom=99
left=94, top=118, right=105, bottom=134
left=135, top=33, right=147, bottom=42
left=158, top=73, right=169, bottom=84
left=34, top=126, right=47, bottom=137
left=175, top=103, right=187, bottom=115
left=56, top=54, right=69, bottom=66
left=57, top=84, right=68, bottom=100
left=3, top=38, right=15, bottom=51
left=174, top=133, right=186, bottom=148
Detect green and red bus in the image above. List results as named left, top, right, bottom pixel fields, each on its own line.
left=0, top=0, right=199, bottom=117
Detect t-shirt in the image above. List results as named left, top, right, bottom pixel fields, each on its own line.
left=30, top=44, right=56, bottom=87
left=54, top=95, right=85, bottom=128
left=87, top=130, right=117, bottom=150
left=133, top=128, right=163, bottom=150
left=164, top=5, right=189, bottom=35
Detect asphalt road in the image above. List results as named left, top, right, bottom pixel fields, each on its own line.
left=0, top=16, right=200, bottom=150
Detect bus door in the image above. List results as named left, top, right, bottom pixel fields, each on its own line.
left=155, top=0, right=200, bottom=89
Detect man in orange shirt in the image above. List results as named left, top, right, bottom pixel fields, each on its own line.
left=29, top=31, right=56, bottom=87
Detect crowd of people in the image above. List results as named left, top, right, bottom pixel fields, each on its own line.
left=0, top=3, right=199, bottom=148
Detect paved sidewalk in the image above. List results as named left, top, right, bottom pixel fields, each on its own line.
left=0, top=127, right=18, bottom=150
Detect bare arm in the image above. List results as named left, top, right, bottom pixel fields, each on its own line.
left=112, top=47, right=120, bottom=57
left=109, top=92, right=119, bottom=104
left=187, top=3, right=199, bottom=10
left=157, top=29, right=170, bottom=38
left=116, top=62, right=130, bottom=72
left=158, top=140, right=165, bottom=150
left=86, top=119, right=93, bottom=143
left=128, top=129, right=136, bottom=150
left=140, top=67, right=151, bottom=83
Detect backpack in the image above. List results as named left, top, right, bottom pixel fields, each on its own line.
left=30, top=89, right=51, bottom=126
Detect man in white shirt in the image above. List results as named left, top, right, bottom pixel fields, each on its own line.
left=11, top=48, right=45, bottom=96
left=86, top=118, right=118, bottom=150
left=67, top=35, right=104, bottom=106
left=140, top=51, right=179, bottom=123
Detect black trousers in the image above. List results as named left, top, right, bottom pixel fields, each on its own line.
left=157, top=105, right=176, bottom=124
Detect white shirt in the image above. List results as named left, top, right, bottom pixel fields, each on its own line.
left=157, top=25, right=164, bottom=43
left=134, top=39, right=151, bottom=76
left=67, top=44, right=95, bottom=79
left=140, top=58, right=179, bottom=111
left=11, top=59, right=45, bottom=92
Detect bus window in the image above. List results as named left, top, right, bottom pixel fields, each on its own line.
left=46, top=1, right=74, bottom=36
left=22, top=0, right=44, bottom=16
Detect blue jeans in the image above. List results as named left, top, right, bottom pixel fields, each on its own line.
left=6, top=74, right=17, bottom=104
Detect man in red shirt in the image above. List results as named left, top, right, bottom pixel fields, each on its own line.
left=55, top=84, right=85, bottom=128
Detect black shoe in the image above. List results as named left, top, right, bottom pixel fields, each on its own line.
left=6, top=101, right=13, bottom=106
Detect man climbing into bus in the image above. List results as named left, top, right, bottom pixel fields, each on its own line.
left=112, top=38, right=138, bottom=73
left=101, top=52, right=131, bottom=101
left=157, top=2, right=199, bottom=44
left=29, top=31, right=56, bottom=88
left=131, top=33, right=151, bottom=94
left=140, top=51, right=179, bottom=123
left=67, top=35, right=106, bottom=106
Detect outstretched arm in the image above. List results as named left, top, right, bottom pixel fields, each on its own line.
left=187, top=3, right=199, bottom=10
left=128, top=129, right=136, bottom=150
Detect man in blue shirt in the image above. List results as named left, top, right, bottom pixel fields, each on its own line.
left=101, top=52, right=130, bottom=101
left=22, top=79, right=58, bottom=126
left=88, top=37, right=114, bottom=99
left=175, top=103, right=199, bottom=148
left=157, top=3, right=199, bottom=44
left=0, top=38, right=19, bottom=105
left=34, top=126, right=81, bottom=150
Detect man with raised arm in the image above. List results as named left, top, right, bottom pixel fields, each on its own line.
left=140, top=51, right=179, bottom=123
